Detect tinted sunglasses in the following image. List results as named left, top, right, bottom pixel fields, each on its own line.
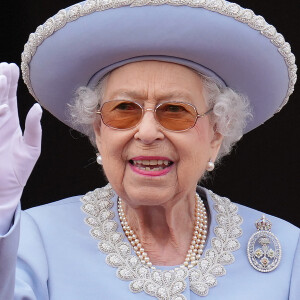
left=96, top=100, right=212, bottom=132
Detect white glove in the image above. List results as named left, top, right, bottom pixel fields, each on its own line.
left=0, top=63, right=42, bottom=234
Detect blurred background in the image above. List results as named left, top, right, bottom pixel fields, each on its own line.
left=0, top=0, right=299, bottom=227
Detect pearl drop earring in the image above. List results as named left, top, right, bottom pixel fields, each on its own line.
left=96, top=153, right=103, bottom=165
left=206, top=159, right=215, bottom=171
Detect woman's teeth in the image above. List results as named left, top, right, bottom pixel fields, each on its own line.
left=131, top=159, right=172, bottom=171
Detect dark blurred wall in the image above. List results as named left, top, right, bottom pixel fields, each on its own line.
left=1, top=0, right=299, bottom=227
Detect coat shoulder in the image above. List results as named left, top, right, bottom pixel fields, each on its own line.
left=22, top=195, right=83, bottom=226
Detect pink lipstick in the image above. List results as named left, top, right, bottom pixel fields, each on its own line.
left=129, top=156, right=174, bottom=177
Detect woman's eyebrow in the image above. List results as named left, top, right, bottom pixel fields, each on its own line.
left=110, top=89, right=194, bottom=101
left=109, top=89, right=148, bottom=100
left=157, top=90, right=194, bottom=102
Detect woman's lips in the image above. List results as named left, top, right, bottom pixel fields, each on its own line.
left=129, top=156, right=174, bottom=177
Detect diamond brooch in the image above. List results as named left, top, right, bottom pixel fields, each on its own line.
left=247, top=215, right=282, bottom=272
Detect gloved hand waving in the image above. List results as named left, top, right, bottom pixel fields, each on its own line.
left=0, top=63, right=42, bottom=234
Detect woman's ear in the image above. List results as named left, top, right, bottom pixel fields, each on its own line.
left=93, top=121, right=102, bottom=150
left=210, top=130, right=223, bottom=161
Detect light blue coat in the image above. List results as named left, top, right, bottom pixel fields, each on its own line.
left=0, top=187, right=299, bottom=299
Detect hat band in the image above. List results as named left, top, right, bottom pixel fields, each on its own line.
left=88, top=55, right=227, bottom=89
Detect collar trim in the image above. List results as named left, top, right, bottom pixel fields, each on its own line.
left=81, top=184, right=243, bottom=299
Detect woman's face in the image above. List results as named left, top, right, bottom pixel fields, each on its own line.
left=94, top=61, right=223, bottom=207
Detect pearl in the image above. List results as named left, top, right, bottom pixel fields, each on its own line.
left=96, top=154, right=103, bottom=165
left=118, top=193, right=207, bottom=269
left=206, top=160, right=215, bottom=171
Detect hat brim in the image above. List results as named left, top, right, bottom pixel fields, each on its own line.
left=21, top=0, right=297, bottom=134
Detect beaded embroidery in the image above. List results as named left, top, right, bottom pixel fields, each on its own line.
left=81, top=184, right=243, bottom=299
left=21, top=0, right=297, bottom=113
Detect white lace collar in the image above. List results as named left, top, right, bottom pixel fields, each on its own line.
left=81, top=184, right=243, bottom=299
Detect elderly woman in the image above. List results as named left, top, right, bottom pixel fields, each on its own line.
left=0, top=0, right=299, bottom=299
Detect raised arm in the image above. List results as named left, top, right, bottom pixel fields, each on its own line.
left=0, top=62, right=42, bottom=234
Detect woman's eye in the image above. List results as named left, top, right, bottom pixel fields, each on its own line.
left=115, top=102, right=136, bottom=110
left=164, top=104, right=186, bottom=112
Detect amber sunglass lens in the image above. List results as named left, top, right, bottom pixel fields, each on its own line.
left=101, top=101, right=142, bottom=129
left=156, top=102, right=197, bottom=131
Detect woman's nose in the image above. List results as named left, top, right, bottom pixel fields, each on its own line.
left=134, top=110, right=164, bottom=144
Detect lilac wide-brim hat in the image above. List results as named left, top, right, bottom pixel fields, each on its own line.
left=21, top=0, right=297, bottom=134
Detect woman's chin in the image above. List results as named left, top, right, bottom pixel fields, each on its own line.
left=119, top=184, right=177, bottom=207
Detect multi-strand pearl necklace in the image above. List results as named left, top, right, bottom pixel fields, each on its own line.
left=118, top=194, right=208, bottom=269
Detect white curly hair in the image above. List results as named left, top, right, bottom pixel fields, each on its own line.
left=69, top=69, right=252, bottom=161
